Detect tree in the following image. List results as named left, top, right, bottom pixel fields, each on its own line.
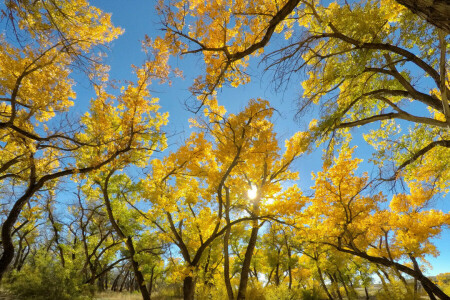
left=151, top=0, right=449, bottom=190
left=92, top=169, right=165, bottom=300
left=142, top=99, right=308, bottom=300
left=260, top=223, right=297, bottom=289
left=68, top=185, right=123, bottom=288
left=0, top=0, right=168, bottom=278
left=304, top=148, right=450, bottom=300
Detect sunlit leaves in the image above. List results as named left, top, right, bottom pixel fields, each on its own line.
left=305, top=147, right=449, bottom=270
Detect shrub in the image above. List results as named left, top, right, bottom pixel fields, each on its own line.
left=6, top=252, right=91, bottom=300
left=299, top=287, right=321, bottom=300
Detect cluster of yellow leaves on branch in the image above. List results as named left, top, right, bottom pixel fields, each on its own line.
left=153, top=0, right=450, bottom=193
left=75, top=65, right=169, bottom=170
left=0, top=0, right=170, bottom=277
left=139, top=99, right=310, bottom=274
left=304, top=147, right=450, bottom=267
left=153, top=0, right=298, bottom=94
left=10, top=0, right=122, bottom=50
left=0, top=0, right=169, bottom=185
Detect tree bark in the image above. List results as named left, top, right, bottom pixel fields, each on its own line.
left=365, top=286, right=370, bottom=300
left=223, top=200, right=234, bottom=300
left=47, top=202, right=65, bottom=267
left=119, top=269, right=130, bottom=292
left=336, top=247, right=450, bottom=300
left=183, top=276, right=196, bottom=300
left=316, top=263, right=333, bottom=300
left=236, top=222, right=259, bottom=300
left=284, top=237, right=292, bottom=289
left=0, top=186, right=37, bottom=279
left=395, top=0, right=450, bottom=33
left=274, top=260, right=280, bottom=286
left=328, top=272, right=343, bottom=300
left=376, top=269, right=393, bottom=298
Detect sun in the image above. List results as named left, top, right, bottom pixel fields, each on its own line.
left=247, top=185, right=258, bottom=200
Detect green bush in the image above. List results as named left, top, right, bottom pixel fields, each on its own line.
left=299, top=287, right=321, bottom=300
left=262, top=285, right=302, bottom=300
left=6, top=253, right=91, bottom=300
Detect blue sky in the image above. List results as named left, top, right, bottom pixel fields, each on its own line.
left=89, top=0, right=450, bottom=276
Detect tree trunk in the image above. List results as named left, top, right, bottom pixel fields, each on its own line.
left=0, top=186, right=36, bottom=279
left=223, top=187, right=234, bottom=300
left=285, top=242, right=292, bottom=289
left=364, top=286, right=370, bottom=300
left=12, top=234, right=24, bottom=270
left=126, top=238, right=151, bottom=300
left=47, top=202, right=65, bottom=267
left=337, top=247, right=450, bottom=300
left=112, top=271, right=121, bottom=291
left=376, top=269, right=393, bottom=299
left=275, top=261, right=280, bottom=286
left=101, top=171, right=151, bottom=300
left=316, top=263, right=333, bottom=300
left=411, top=255, right=437, bottom=300
left=328, top=272, right=343, bottom=300
left=148, top=265, right=155, bottom=298
left=338, top=271, right=351, bottom=300
left=183, top=276, right=196, bottom=300
left=395, top=0, right=450, bottom=33
left=236, top=222, right=259, bottom=300
left=120, top=269, right=130, bottom=292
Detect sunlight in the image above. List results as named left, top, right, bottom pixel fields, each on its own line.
left=247, top=185, right=258, bottom=200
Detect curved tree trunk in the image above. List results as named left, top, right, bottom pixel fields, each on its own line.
left=236, top=222, right=259, bottom=300
left=316, top=263, right=333, bottom=300
left=337, top=247, right=450, bottom=300
left=395, top=0, right=450, bottom=33
left=0, top=186, right=37, bottom=279
left=101, top=170, right=151, bottom=300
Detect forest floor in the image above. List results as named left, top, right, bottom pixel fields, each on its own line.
left=94, top=291, right=183, bottom=300
left=95, top=292, right=143, bottom=300
left=0, top=289, right=431, bottom=300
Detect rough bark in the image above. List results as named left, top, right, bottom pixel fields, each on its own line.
left=223, top=187, right=234, bottom=300
left=336, top=247, right=450, bottom=300
left=236, top=222, right=260, bottom=300
left=317, top=263, right=334, bottom=300
left=0, top=185, right=37, bottom=278
left=183, top=276, right=196, bottom=300
left=395, top=0, right=450, bottom=33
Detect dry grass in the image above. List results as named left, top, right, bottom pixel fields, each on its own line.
left=94, top=291, right=143, bottom=300
left=94, top=292, right=183, bottom=300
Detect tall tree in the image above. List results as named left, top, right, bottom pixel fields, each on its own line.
left=0, top=0, right=168, bottom=278
left=304, top=148, right=450, bottom=300
left=143, top=99, right=308, bottom=300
